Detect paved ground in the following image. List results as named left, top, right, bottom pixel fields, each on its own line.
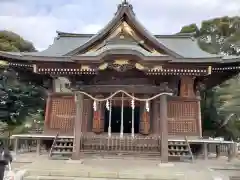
left=9, top=153, right=240, bottom=180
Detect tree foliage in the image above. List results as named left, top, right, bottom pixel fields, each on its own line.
left=180, top=16, right=240, bottom=55
left=0, top=30, right=44, bottom=131
left=0, top=30, right=36, bottom=52
left=180, top=16, right=240, bottom=140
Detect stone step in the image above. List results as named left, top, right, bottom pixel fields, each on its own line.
left=24, top=176, right=176, bottom=180
left=24, top=169, right=181, bottom=180
left=24, top=176, right=86, bottom=180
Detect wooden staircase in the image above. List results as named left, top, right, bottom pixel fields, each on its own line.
left=49, top=133, right=74, bottom=159
left=168, top=136, right=194, bottom=162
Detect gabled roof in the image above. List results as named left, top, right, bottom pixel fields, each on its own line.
left=64, top=1, right=183, bottom=57
left=0, top=0, right=240, bottom=63
left=8, top=33, right=221, bottom=59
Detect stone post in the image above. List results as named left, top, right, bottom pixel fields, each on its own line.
left=72, top=93, right=84, bottom=160
left=160, top=94, right=168, bottom=163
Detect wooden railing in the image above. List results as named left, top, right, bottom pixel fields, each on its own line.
left=49, top=132, right=59, bottom=158
left=81, top=134, right=160, bottom=156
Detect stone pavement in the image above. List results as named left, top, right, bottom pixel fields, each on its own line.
left=10, top=153, right=240, bottom=180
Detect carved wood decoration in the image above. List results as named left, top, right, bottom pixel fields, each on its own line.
left=167, top=99, right=198, bottom=135
left=49, top=96, right=75, bottom=133
left=179, top=76, right=195, bottom=98
left=139, top=102, right=150, bottom=135
left=108, top=60, right=134, bottom=72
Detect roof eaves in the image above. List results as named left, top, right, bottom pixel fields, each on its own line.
left=0, top=51, right=71, bottom=62
left=221, top=55, right=240, bottom=63
left=171, top=57, right=223, bottom=63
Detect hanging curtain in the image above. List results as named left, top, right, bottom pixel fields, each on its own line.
left=92, top=95, right=105, bottom=134
left=139, top=102, right=150, bottom=135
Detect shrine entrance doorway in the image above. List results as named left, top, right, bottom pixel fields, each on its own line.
left=104, top=106, right=140, bottom=134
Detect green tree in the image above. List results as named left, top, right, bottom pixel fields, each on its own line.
left=180, top=16, right=240, bottom=140
left=180, top=16, right=240, bottom=55
left=0, top=30, right=44, bottom=131
left=0, top=31, right=36, bottom=52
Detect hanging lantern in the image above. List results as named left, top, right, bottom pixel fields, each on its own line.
left=93, top=100, right=97, bottom=111
left=106, top=100, right=110, bottom=111
left=145, top=100, right=149, bottom=112
left=131, top=98, right=135, bottom=109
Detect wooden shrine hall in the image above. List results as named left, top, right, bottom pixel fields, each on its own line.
left=1, top=1, right=240, bottom=162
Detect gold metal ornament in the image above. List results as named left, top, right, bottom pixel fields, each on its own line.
left=135, top=63, right=145, bottom=70
left=208, top=66, right=212, bottom=75
left=81, top=65, right=91, bottom=71
left=151, top=65, right=163, bottom=71
left=0, top=60, right=8, bottom=67
left=98, top=63, right=108, bottom=70
left=113, top=59, right=129, bottom=65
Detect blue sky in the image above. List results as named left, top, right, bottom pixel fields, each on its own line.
left=0, top=0, right=239, bottom=50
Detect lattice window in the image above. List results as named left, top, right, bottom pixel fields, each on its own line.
left=167, top=100, right=198, bottom=135
left=168, top=101, right=197, bottom=119
left=50, top=97, right=75, bottom=132
left=168, top=119, right=197, bottom=135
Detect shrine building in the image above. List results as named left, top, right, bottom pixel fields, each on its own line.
left=1, top=1, right=240, bottom=162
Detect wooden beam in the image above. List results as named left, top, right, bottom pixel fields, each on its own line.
left=72, top=85, right=172, bottom=94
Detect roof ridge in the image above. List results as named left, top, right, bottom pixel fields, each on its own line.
left=56, top=31, right=94, bottom=38
left=56, top=32, right=194, bottom=39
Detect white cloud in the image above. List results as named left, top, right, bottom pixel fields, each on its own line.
left=0, top=0, right=239, bottom=50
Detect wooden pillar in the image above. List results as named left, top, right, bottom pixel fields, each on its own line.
left=196, top=96, right=202, bottom=137
left=228, top=142, right=237, bottom=161
left=36, top=139, right=41, bottom=156
left=44, top=94, right=52, bottom=131
left=72, top=93, right=83, bottom=160
left=160, top=94, right=168, bottom=163
left=203, top=142, right=208, bottom=160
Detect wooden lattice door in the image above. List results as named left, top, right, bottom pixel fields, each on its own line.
left=139, top=102, right=150, bottom=135
left=92, top=99, right=105, bottom=133
left=82, top=99, right=91, bottom=132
